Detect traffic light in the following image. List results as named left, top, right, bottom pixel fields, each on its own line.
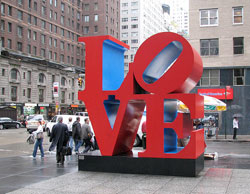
left=78, top=77, right=82, bottom=86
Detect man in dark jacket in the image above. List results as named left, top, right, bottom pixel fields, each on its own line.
left=49, top=117, right=69, bottom=165
left=72, top=117, right=82, bottom=154
left=81, top=118, right=93, bottom=153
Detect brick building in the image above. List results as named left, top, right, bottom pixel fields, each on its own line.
left=0, top=0, right=120, bottom=117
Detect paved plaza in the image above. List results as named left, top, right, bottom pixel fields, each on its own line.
left=1, top=128, right=250, bottom=194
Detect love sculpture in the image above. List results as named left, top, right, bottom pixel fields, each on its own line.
left=78, top=32, right=205, bottom=177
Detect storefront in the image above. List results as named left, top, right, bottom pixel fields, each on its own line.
left=24, top=103, right=37, bottom=115
left=37, top=103, right=50, bottom=118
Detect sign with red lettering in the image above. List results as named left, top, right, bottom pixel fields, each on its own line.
left=198, top=88, right=233, bottom=100
left=78, top=32, right=205, bottom=159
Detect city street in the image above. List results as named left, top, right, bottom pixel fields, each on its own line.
left=1, top=128, right=250, bottom=193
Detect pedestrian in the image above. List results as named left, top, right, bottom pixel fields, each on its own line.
left=233, top=117, right=239, bottom=139
left=81, top=118, right=93, bottom=153
left=32, top=120, right=44, bottom=159
left=49, top=117, right=69, bottom=165
left=72, top=117, right=82, bottom=154
left=67, top=117, right=74, bottom=149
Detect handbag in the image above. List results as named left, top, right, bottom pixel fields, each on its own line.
left=37, top=132, right=44, bottom=139
left=62, top=146, right=72, bottom=156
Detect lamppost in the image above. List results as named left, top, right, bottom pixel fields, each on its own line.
left=225, top=86, right=227, bottom=139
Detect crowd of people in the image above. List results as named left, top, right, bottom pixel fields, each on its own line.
left=31, top=116, right=95, bottom=165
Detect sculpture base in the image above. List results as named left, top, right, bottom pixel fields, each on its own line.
left=78, top=150, right=204, bottom=177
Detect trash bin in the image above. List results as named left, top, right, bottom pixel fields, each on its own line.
left=142, top=133, right=146, bottom=149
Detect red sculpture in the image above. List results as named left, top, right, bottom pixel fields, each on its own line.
left=78, top=32, right=205, bottom=159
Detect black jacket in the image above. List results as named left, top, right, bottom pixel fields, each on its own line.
left=72, top=121, right=82, bottom=140
left=49, top=122, right=69, bottom=152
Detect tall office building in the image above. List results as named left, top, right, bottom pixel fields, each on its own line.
left=189, top=0, right=250, bottom=135
left=120, top=0, right=167, bottom=74
left=0, top=0, right=120, bottom=117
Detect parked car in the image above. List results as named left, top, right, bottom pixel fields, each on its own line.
left=26, top=114, right=48, bottom=133
left=75, top=112, right=89, bottom=117
left=0, top=117, right=22, bottom=130
left=46, top=115, right=89, bottom=136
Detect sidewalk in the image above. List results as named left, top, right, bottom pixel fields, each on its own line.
left=6, top=167, right=250, bottom=194
left=206, top=135, right=250, bottom=142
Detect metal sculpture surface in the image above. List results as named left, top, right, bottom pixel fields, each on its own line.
left=78, top=32, right=205, bottom=160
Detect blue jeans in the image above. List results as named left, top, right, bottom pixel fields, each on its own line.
left=74, top=140, right=83, bottom=152
left=33, top=139, right=44, bottom=157
left=68, top=136, right=74, bottom=149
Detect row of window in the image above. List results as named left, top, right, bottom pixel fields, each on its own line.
left=3, top=86, right=76, bottom=103
left=122, top=2, right=138, bottom=7
left=198, top=69, right=245, bottom=86
left=200, top=7, right=243, bottom=26
left=122, top=17, right=138, bottom=22
left=200, top=37, right=244, bottom=56
left=122, top=9, right=138, bottom=15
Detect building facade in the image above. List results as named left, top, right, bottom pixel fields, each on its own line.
left=189, top=0, right=250, bottom=135
left=0, top=0, right=120, bottom=118
left=120, top=0, right=167, bottom=74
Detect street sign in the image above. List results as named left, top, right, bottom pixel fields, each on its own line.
left=53, top=82, right=59, bottom=98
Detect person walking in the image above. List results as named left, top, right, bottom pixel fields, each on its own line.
left=233, top=117, right=239, bottom=140
left=49, top=117, right=69, bottom=165
left=72, top=117, right=82, bottom=154
left=32, top=120, right=44, bottom=159
left=81, top=118, right=93, bottom=153
left=67, top=117, right=74, bottom=150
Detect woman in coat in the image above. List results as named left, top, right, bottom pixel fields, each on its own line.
left=32, top=120, right=44, bottom=159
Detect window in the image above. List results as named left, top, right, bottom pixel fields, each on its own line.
left=27, top=88, right=31, bottom=98
left=61, top=2, right=65, bottom=12
left=11, top=86, right=17, bottom=101
left=50, top=10, right=53, bottom=19
left=94, top=14, right=98, bottom=22
left=131, top=24, right=138, bottom=29
left=1, top=20, right=4, bottom=31
left=233, top=37, right=244, bottom=54
left=122, top=33, right=128, bottom=38
left=61, top=15, right=64, bottom=25
left=49, top=51, right=52, bottom=59
left=33, top=16, right=37, bottom=25
left=18, top=0, right=23, bottom=5
left=122, top=40, right=128, bottom=44
left=122, top=3, right=128, bottom=7
left=60, top=54, right=64, bottom=62
left=41, top=34, right=46, bottom=44
left=84, top=26, right=89, bottom=34
left=54, top=52, right=57, bottom=60
left=49, top=37, right=52, bottom=46
left=17, top=42, right=22, bottom=51
left=60, top=28, right=64, bottom=36
left=54, top=39, right=57, bottom=47
left=131, top=2, right=138, bottom=6
left=33, top=46, right=37, bottom=55
left=200, top=9, right=218, bottom=26
left=23, top=89, right=25, bottom=97
left=61, top=77, right=66, bottom=86
left=41, top=48, right=46, bottom=57
left=39, top=89, right=44, bottom=102
left=34, top=2, right=37, bottom=11
left=8, top=6, right=12, bottom=16
left=1, top=88, right=5, bottom=95
left=42, top=20, right=46, bottom=29
left=50, top=0, right=53, bottom=5
left=54, top=12, right=57, bottom=20
left=122, top=18, right=128, bottom=22
left=131, top=9, right=138, bottom=14
left=200, top=69, right=219, bottom=86
left=61, top=91, right=65, bottom=103
left=1, top=37, right=4, bottom=47
left=122, top=10, right=128, bottom=14
left=84, top=15, right=89, bottom=22
left=122, top=25, right=128, bottom=29
left=131, top=32, right=138, bottom=37
left=55, top=0, right=57, bottom=7
left=131, top=39, right=138, bottom=44
left=94, top=25, right=98, bottom=32
left=94, top=3, right=98, bottom=10
left=200, top=39, right=219, bottom=56
left=54, top=25, right=57, bottom=33
left=60, top=41, right=64, bottom=50
left=72, top=92, right=74, bottom=101
left=2, top=69, right=5, bottom=76
left=27, top=44, right=31, bottom=53
left=17, top=10, right=23, bottom=20
left=23, top=72, right=26, bottom=79
left=41, top=6, right=46, bottom=15
left=49, top=23, right=52, bottom=32
left=28, top=14, right=31, bottom=23
left=11, top=69, right=18, bottom=79
left=39, top=73, right=45, bottom=83
left=77, top=11, right=80, bottom=20
left=7, top=39, right=12, bottom=49
left=131, top=17, right=138, bottom=21
left=17, top=26, right=23, bottom=37
left=1, top=3, right=5, bottom=15
left=234, top=69, right=244, bottom=85
left=233, top=7, right=243, bottom=24
left=33, top=31, right=37, bottom=40
left=84, top=4, right=89, bottom=11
